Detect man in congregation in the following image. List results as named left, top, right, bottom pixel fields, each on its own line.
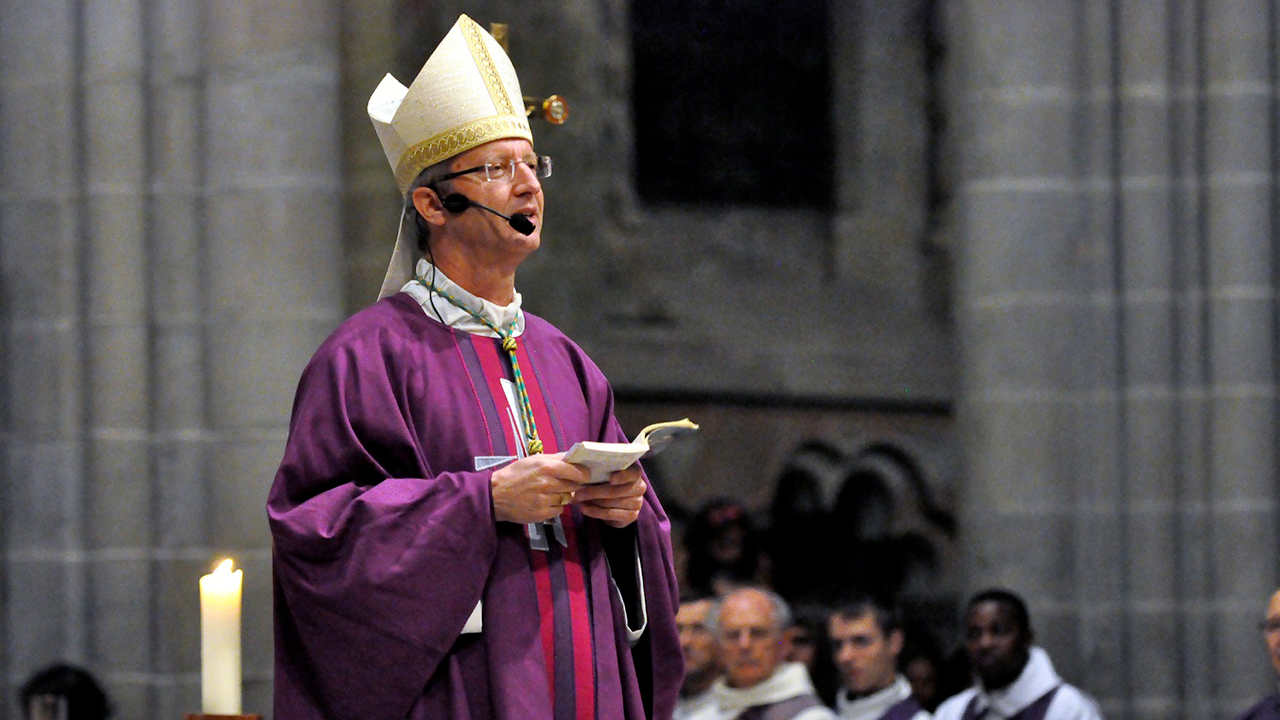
left=1233, top=587, right=1280, bottom=720
left=267, top=14, right=682, bottom=720
left=828, top=598, right=930, bottom=720
left=690, top=586, right=836, bottom=720
left=676, top=593, right=723, bottom=719
left=934, top=589, right=1102, bottom=720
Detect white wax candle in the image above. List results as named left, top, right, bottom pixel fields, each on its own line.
left=199, top=558, right=243, bottom=714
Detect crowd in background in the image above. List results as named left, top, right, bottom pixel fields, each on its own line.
left=671, top=496, right=966, bottom=714
left=669, top=496, right=1280, bottom=720
left=12, top=489, right=1278, bottom=720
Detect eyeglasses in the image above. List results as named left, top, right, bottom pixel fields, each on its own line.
left=432, top=155, right=553, bottom=184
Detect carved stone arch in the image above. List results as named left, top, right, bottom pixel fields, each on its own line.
left=768, top=440, right=846, bottom=603
left=770, top=439, right=846, bottom=520
left=836, top=441, right=957, bottom=541
left=832, top=463, right=895, bottom=542
left=808, top=438, right=956, bottom=603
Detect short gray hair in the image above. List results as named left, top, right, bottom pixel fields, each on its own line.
left=405, top=157, right=456, bottom=253
left=708, top=587, right=792, bottom=640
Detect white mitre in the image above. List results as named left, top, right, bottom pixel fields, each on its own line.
left=368, top=14, right=533, bottom=299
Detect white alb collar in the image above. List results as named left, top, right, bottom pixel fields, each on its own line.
left=401, top=259, right=525, bottom=338
left=713, top=663, right=817, bottom=715
left=676, top=685, right=718, bottom=719
left=973, top=647, right=1061, bottom=718
left=835, top=675, right=912, bottom=720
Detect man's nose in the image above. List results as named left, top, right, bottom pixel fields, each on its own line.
left=511, top=160, right=541, bottom=192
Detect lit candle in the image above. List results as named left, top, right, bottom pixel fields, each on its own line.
left=199, top=558, right=243, bottom=714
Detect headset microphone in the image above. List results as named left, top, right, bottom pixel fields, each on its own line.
left=442, top=193, right=536, bottom=236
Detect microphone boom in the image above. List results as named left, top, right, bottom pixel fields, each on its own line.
left=442, top=193, right=535, bottom=236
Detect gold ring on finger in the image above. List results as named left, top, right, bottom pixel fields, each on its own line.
left=560, top=492, right=573, bottom=506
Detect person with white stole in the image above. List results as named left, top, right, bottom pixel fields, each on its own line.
left=689, top=587, right=836, bottom=720
left=828, top=597, right=930, bottom=720
left=268, top=14, right=682, bottom=720
left=933, top=589, right=1101, bottom=720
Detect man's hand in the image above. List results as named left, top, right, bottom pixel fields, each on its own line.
left=572, top=465, right=646, bottom=528
left=491, top=453, right=591, bottom=524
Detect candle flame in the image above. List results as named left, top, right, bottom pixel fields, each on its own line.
left=213, top=558, right=235, bottom=575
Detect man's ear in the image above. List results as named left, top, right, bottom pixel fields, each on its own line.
left=412, top=185, right=448, bottom=229
left=888, top=628, right=905, bottom=656
left=782, top=626, right=805, bottom=652
left=778, top=628, right=795, bottom=658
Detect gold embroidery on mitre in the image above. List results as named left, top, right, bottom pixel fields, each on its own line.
left=394, top=115, right=532, bottom=191
left=459, top=17, right=516, bottom=117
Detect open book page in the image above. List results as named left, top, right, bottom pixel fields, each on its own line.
left=562, top=418, right=699, bottom=484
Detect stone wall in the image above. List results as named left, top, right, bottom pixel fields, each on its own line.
left=950, top=1, right=1280, bottom=717
left=0, top=1, right=955, bottom=716
left=0, top=0, right=344, bottom=717
left=10, top=0, right=1276, bottom=719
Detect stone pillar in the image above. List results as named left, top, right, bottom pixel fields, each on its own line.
left=1, top=0, right=346, bottom=717
left=342, top=0, right=400, bottom=310
left=203, top=0, right=344, bottom=713
left=0, top=3, right=92, bottom=719
left=830, top=0, right=930, bottom=306
left=149, top=0, right=214, bottom=716
left=81, top=0, right=154, bottom=715
left=952, top=1, right=1280, bottom=718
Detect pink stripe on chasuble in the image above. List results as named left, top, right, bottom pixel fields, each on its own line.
left=528, top=541, right=558, bottom=702
left=516, top=342, right=597, bottom=720
left=468, top=336, right=558, bottom=702
left=559, top=512, right=597, bottom=720
left=468, top=336, right=522, bottom=454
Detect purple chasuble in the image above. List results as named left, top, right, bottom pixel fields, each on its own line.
left=734, top=694, right=821, bottom=720
left=881, top=696, right=924, bottom=720
left=1234, top=693, right=1280, bottom=720
left=961, top=687, right=1058, bottom=720
left=268, top=293, right=684, bottom=720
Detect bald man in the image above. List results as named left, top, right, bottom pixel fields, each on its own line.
left=1233, top=588, right=1280, bottom=720
left=690, top=587, right=836, bottom=720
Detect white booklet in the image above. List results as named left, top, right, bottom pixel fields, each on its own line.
left=562, top=418, right=699, bottom=484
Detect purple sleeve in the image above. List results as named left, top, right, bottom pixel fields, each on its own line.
left=615, top=418, right=686, bottom=720
left=575, top=346, right=685, bottom=720
left=267, top=327, right=498, bottom=718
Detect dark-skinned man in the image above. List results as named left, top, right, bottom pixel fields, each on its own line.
left=934, top=589, right=1101, bottom=720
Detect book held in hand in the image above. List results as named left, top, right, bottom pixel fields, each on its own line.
left=562, top=418, right=699, bottom=484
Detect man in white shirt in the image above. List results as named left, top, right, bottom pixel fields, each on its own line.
left=829, top=598, right=929, bottom=720
left=690, top=587, right=836, bottom=720
left=676, top=594, right=722, bottom=720
left=934, top=589, right=1102, bottom=720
